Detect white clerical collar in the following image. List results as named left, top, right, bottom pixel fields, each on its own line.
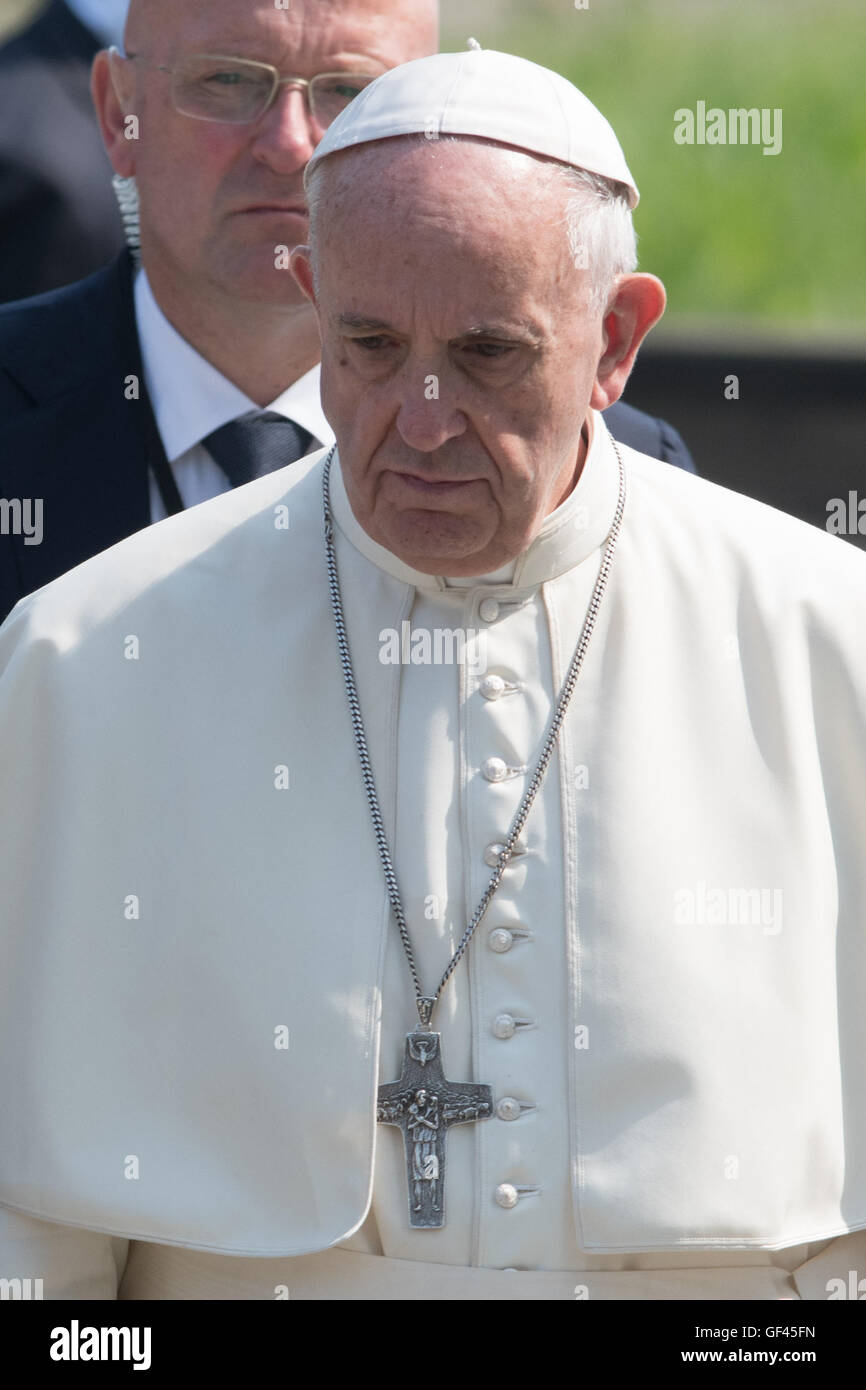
left=133, top=268, right=334, bottom=462
left=329, top=410, right=622, bottom=592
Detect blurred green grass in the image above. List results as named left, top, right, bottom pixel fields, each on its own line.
left=443, top=0, right=866, bottom=336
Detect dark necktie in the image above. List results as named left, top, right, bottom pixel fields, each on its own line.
left=201, top=411, right=314, bottom=489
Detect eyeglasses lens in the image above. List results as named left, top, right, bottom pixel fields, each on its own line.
left=171, top=58, right=373, bottom=126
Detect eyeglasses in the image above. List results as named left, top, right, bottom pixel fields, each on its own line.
left=116, top=50, right=376, bottom=127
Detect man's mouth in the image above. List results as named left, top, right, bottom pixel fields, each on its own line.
left=391, top=472, right=479, bottom=494
left=238, top=203, right=308, bottom=216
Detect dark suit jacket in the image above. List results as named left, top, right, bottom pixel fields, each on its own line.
left=0, top=252, right=696, bottom=625
left=0, top=0, right=125, bottom=302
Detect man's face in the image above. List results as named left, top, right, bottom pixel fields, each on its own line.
left=114, top=0, right=437, bottom=304
left=299, top=140, right=608, bottom=576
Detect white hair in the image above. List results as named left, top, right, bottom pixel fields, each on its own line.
left=305, top=137, right=638, bottom=311
left=556, top=164, right=638, bottom=313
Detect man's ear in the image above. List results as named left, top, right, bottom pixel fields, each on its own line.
left=589, top=274, right=666, bottom=411
left=91, top=49, right=137, bottom=177
left=290, top=246, right=318, bottom=307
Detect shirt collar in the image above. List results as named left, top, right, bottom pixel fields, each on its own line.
left=328, top=409, right=622, bottom=592
left=133, top=268, right=334, bottom=462
left=268, top=367, right=334, bottom=452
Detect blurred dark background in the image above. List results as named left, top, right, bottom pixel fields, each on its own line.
left=0, top=0, right=125, bottom=298
left=627, top=345, right=865, bottom=550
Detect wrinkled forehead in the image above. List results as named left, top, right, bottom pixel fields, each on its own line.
left=311, top=136, right=568, bottom=244
left=309, top=140, right=577, bottom=321
left=317, top=132, right=563, bottom=189
left=126, top=0, right=437, bottom=68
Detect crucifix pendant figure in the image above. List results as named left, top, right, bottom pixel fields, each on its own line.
left=377, top=1028, right=493, bottom=1228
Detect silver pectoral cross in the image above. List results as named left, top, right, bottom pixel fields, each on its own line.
left=377, top=1028, right=493, bottom=1228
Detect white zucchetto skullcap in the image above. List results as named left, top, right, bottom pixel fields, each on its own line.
left=306, top=44, right=639, bottom=208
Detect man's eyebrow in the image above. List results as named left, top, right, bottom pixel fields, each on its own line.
left=337, top=315, right=545, bottom=344
left=461, top=322, right=545, bottom=346
left=176, top=45, right=383, bottom=72
left=325, top=54, right=388, bottom=70
left=338, top=314, right=394, bottom=331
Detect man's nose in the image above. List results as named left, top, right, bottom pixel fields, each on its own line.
left=249, top=85, right=320, bottom=174
left=395, top=378, right=467, bottom=453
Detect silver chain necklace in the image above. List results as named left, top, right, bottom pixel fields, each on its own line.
left=322, top=438, right=626, bottom=1227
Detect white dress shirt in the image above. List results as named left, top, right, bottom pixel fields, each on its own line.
left=133, top=269, right=333, bottom=523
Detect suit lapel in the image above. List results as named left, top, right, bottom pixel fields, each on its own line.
left=0, top=253, right=162, bottom=601
left=2, top=375, right=151, bottom=596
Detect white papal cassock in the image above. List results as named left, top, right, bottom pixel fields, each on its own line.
left=1, top=413, right=865, bottom=1300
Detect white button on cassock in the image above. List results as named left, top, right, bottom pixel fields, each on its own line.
left=492, top=1013, right=516, bottom=1039
left=488, top=927, right=514, bottom=953
left=494, top=1183, right=519, bottom=1209
left=481, top=757, right=508, bottom=783
left=496, top=1096, right=522, bottom=1121
left=479, top=674, right=506, bottom=700
left=478, top=598, right=500, bottom=622
left=484, top=841, right=525, bottom=867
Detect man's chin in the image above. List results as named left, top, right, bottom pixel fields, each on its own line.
left=375, top=514, right=496, bottom=576
left=210, top=249, right=310, bottom=306
left=386, top=536, right=512, bottom=579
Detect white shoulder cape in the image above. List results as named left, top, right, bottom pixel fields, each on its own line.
left=0, top=442, right=864, bottom=1255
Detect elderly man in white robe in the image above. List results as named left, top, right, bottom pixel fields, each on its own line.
left=0, top=47, right=865, bottom=1302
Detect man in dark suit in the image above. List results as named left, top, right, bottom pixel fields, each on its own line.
left=0, top=0, right=127, bottom=302
left=0, top=0, right=695, bottom=628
